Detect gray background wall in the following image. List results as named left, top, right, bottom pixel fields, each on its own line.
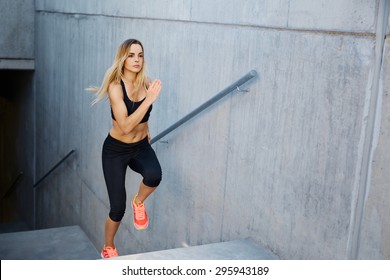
left=0, top=0, right=34, bottom=69
left=1, top=0, right=389, bottom=260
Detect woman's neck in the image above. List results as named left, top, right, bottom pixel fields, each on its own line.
left=122, top=70, right=136, bottom=84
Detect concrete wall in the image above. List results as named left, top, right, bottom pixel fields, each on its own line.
left=0, top=0, right=34, bottom=69
left=31, top=0, right=389, bottom=259
left=357, top=11, right=390, bottom=259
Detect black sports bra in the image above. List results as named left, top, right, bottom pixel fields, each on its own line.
left=111, top=80, right=152, bottom=123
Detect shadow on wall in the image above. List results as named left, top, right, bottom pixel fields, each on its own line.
left=0, top=70, right=35, bottom=226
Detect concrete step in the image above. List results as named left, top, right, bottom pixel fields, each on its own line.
left=113, top=239, right=278, bottom=260
left=0, top=223, right=278, bottom=260
left=0, top=225, right=100, bottom=260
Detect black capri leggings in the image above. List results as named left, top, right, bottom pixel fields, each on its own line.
left=102, top=133, right=162, bottom=222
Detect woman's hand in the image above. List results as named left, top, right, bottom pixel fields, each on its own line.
left=145, top=79, right=162, bottom=105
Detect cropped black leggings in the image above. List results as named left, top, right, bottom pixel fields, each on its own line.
left=102, top=134, right=162, bottom=222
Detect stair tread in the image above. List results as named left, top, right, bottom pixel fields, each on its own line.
left=0, top=225, right=100, bottom=260
left=0, top=225, right=278, bottom=260
left=112, top=239, right=278, bottom=260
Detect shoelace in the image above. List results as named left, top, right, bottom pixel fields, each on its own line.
left=134, top=202, right=146, bottom=220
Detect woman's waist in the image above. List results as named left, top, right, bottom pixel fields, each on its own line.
left=109, top=125, right=149, bottom=144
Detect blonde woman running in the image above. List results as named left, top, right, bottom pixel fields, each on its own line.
left=89, top=39, right=162, bottom=258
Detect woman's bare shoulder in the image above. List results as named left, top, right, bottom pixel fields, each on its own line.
left=108, top=81, right=122, bottom=95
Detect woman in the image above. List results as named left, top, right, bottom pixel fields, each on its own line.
left=89, top=39, right=162, bottom=258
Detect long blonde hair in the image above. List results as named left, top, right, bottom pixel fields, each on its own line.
left=87, top=39, right=148, bottom=105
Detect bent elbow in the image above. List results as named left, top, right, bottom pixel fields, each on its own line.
left=121, top=127, right=132, bottom=135
left=118, top=124, right=135, bottom=135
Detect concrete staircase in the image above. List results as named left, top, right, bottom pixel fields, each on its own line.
left=0, top=223, right=278, bottom=260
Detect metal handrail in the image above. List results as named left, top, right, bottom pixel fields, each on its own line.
left=33, top=149, right=76, bottom=189
left=1, top=171, right=23, bottom=200
left=33, top=149, right=76, bottom=229
left=150, top=70, right=257, bottom=144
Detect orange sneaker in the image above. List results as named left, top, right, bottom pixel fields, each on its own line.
left=101, top=246, right=118, bottom=259
left=132, top=194, right=149, bottom=230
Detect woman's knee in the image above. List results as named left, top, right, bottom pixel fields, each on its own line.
left=109, top=208, right=125, bottom=222
left=143, top=169, right=162, bottom=187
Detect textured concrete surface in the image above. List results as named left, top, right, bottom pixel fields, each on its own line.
left=113, top=239, right=278, bottom=260
left=2, top=0, right=389, bottom=260
left=356, top=36, right=390, bottom=260
left=0, top=225, right=100, bottom=260
left=0, top=0, right=34, bottom=69
left=35, top=0, right=377, bottom=33
left=0, top=224, right=276, bottom=260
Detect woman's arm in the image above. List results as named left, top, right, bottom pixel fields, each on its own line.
left=109, top=80, right=161, bottom=135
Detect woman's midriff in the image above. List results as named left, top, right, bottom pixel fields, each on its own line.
left=109, top=121, right=148, bottom=144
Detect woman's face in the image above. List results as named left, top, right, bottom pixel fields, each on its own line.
left=124, top=43, right=144, bottom=73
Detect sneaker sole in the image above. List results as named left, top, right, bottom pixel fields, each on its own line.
left=101, top=252, right=118, bottom=258
left=134, top=223, right=148, bottom=230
